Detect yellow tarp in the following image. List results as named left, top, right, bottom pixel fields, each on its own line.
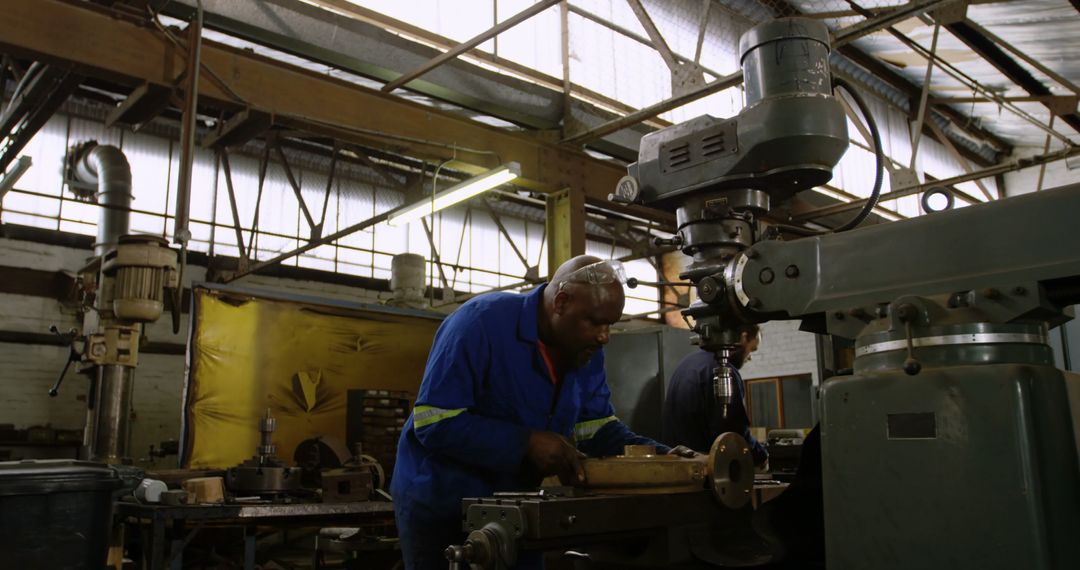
left=183, top=286, right=441, bottom=468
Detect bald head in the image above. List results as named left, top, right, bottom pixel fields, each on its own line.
left=539, top=255, right=626, bottom=370
left=546, top=255, right=602, bottom=298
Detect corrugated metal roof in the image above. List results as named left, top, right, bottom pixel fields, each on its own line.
left=790, top=0, right=1080, bottom=150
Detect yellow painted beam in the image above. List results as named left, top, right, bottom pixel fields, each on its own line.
left=545, top=187, right=587, bottom=278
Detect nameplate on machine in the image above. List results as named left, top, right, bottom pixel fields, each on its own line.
left=886, top=412, right=936, bottom=439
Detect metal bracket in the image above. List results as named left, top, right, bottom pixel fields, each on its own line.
left=889, top=167, right=921, bottom=194
left=930, top=0, right=969, bottom=25
left=464, top=502, right=528, bottom=539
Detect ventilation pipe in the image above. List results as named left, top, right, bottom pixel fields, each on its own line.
left=69, top=142, right=133, bottom=256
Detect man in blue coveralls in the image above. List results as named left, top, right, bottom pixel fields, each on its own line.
left=390, top=255, right=675, bottom=570
left=661, top=323, right=769, bottom=466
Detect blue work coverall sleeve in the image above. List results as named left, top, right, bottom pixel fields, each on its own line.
left=573, top=358, right=671, bottom=457
left=412, top=310, right=532, bottom=474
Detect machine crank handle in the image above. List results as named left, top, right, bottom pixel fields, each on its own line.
left=47, top=325, right=82, bottom=397
left=626, top=277, right=693, bottom=289
left=896, top=304, right=922, bottom=376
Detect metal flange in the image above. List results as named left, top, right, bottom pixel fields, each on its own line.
left=708, top=432, right=753, bottom=509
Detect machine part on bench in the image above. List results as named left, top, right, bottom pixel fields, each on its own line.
left=709, top=432, right=753, bottom=509
left=225, top=409, right=302, bottom=495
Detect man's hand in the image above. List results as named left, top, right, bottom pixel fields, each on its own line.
left=667, top=445, right=700, bottom=458
left=526, top=431, right=586, bottom=485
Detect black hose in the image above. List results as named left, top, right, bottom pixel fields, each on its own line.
left=831, top=77, right=884, bottom=233
left=8, top=62, right=43, bottom=103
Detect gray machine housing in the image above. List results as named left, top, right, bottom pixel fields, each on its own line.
left=624, top=14, right=1080, bottom=570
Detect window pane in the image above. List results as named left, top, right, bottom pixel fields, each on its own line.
left=749, top=381, right=780, bottom=429
left=782, top=376, right=813, bottom=429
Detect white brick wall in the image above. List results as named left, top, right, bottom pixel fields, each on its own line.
left=0, top=237, right=396, bottom=466
left=739, top=320, right=819, bottom=384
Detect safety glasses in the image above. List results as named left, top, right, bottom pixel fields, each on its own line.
left=558, top=259, right=627, bottom=291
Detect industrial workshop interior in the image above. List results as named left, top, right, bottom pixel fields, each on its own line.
left=2, top=0, right=1080, bottom=568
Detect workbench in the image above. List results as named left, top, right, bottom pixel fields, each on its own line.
left=114, top=500, right=396, bottom=570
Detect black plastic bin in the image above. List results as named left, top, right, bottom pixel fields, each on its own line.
left=0, top=460, right=124, bottom=569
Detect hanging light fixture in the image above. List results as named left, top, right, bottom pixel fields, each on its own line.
left=386, top=162, right=521, bottom=226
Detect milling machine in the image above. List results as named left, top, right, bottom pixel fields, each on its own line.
left=451, top=16, right=1080, bottom=570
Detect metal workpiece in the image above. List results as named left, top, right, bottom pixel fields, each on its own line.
left=579, top=446, right=707, bottom=495
left=258, top=411, right=277, bottom=460
left=226, top=410, right=302, bottom=495
left=708, top=432, right=753, bottom=510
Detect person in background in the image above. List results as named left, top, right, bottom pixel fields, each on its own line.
left=661, top=323, right=769, bottom=465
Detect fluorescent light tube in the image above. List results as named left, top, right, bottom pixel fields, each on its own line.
left=386, top=162, right=521, bottom=226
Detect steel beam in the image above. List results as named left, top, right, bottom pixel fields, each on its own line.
left=562, top=0, right=971, bottom=147
left=0, top=0, right=667, bottom=221
left=104, top=82, right=174, bottom=130
left=1036, top=116, right=1057, bottom=192
left=560, top=1, right=572, bottom=130
left=482, top=199, right=531, bottom=270
left=908, top=22, right=941, bottom=171
left=832, top=0, right=951, bottom=48
left=201, top=108, right=273, bottom=149
left=273, top=143, right=318, bottom=236
left=174, top=4, right=203, bottom=245
left=694, top=0, right=711, bottom=65
left=0, top=64, right=82, bottom=174
left=939, top=20, right=1080, bottom=97
left=625, top=0, right=679, bottom=72
left=767, top=0, right=1011, bottom=163
left=295, top=0, right=667, bottom=132
left=223, top=205, right=401, bottom=283
left=381, top=0, right=561, bottom=93
left=926, top=119, right=996, bottom=201
left=562, top=71, right=744, bottom=145
left=792, top=145, right=1080, bottom=222
left=843, top=3, right=1077, bottom=148
left=420, top=218, right=451, bottom=290
left=545, top=187, right=586, bottom=279
left=945, top=20, right=1080, bottom=135
left=565, top=4, right=723, bottom=79
left=218, top=149, right=249, bottom=264
left=930, top=95, right=1080, bottom=106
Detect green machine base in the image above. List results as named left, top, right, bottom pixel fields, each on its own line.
left=822, top=363, right=1080, bottom=569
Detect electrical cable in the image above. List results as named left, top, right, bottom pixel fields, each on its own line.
left=830, top=77, right=884, bottom=233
